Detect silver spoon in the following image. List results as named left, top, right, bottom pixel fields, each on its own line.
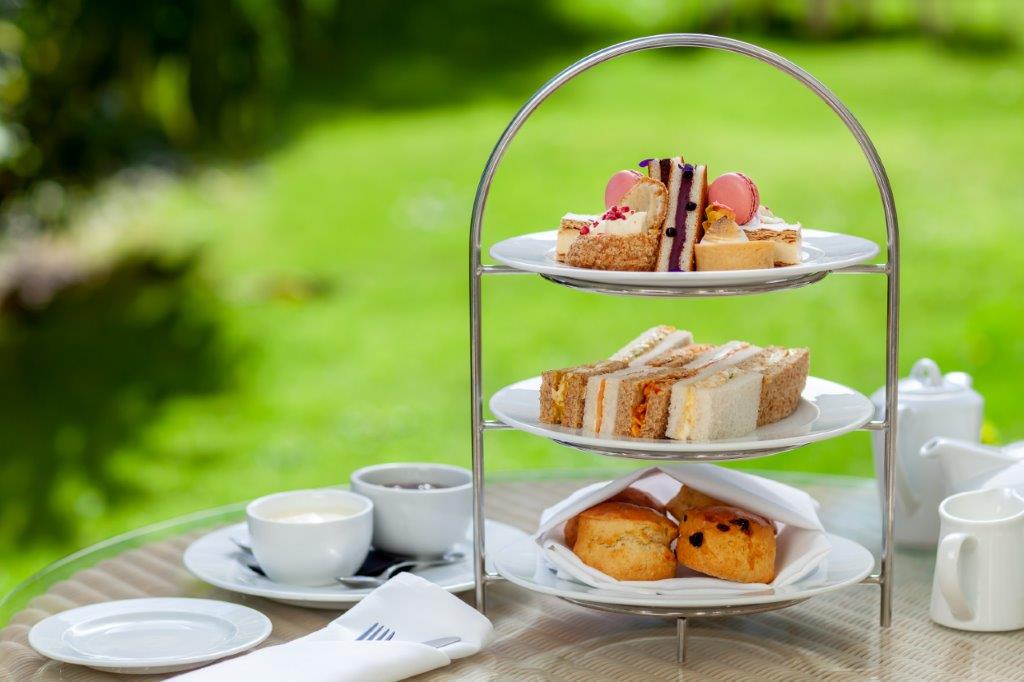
left=336, top=553, right=465, bottom=589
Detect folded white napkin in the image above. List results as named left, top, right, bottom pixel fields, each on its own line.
left=172, top=573, right=493, bottom=682
left=535, top=464, right=831, bottom=595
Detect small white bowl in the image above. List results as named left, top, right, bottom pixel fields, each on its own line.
left=246, top=489, right=372, bottom=586
left=350, top=463, right=472, bottom=557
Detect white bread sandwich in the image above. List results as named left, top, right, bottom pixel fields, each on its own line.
left=582, top=342, right=760, bottom=438
left=664, top=346, right=810, bottom=441
left=610, top=325, right=694, bottom=366
left=645, top=157, right=708, bottom=272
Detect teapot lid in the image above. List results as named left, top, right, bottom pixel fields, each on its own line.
left=900, top=358, right=972, bottom=394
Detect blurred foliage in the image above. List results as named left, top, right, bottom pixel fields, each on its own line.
left=0, top=0, right=1020, bottom=232
left=0, top=247, right=234, bottom=547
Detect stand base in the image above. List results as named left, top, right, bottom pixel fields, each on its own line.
left=559, top=596, right=810, bottom=665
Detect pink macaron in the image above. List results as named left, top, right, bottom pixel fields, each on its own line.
left=604, top=170, right=642, bottom=208
left=708, top=172, right=759, bottom=224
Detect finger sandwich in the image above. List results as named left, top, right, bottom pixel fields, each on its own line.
left=612, top=342, right=764, bottom=439
left=664, top=346, right=810, bottom=441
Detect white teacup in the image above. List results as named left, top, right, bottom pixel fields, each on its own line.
left=930, top=487, right=1024, bottom=631
left=246, top=489, right=373, bottom=586
left=350, top=463, right=472, bottom=557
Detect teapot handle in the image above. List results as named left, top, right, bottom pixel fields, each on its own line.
left=936, top=532, right=974, bottom=621
left=893, top=405, right=920, bottom=513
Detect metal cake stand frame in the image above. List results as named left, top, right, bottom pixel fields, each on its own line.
left=467, top=34, right=899, bottom=664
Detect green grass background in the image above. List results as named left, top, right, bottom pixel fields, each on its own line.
left=3, top=38, right=1023, bottom=595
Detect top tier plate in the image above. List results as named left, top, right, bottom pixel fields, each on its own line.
left=489, top=229, right=880, bottom=296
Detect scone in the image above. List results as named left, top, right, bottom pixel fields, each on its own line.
left=564, top=487, right=665, bottom=548
left=665, top=485, right=725, bottom=522
left=676, top=506, right=776, bottom=583
left=572, top=502, right=677, bottom=581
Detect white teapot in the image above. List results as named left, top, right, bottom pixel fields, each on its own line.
left=871, top=358, right=983, bottom=548
left=920, top=437, right=1024, bottom=494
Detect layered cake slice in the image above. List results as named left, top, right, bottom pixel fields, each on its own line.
left=695, top=203, right=774, bottom=271
left=556, top=213, right=598, bottom=263
left=645, top=157, right=709, bottom=272
left=742, top=206, right=802, bottom=267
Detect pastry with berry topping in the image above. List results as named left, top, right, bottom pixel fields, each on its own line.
left=644, top=157, right=708, bottom=272
left=564, top=204, right=659, bottom=271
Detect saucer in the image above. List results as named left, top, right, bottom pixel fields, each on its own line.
left=184, top=519, right=527, bottom=609
left=28, top=598, right=271, bottom=674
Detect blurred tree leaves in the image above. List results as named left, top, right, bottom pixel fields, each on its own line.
left=0, top=0, right=1019, bottom=232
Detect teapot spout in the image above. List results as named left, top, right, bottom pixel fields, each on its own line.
left=921, top=437, right=1024, bottom=493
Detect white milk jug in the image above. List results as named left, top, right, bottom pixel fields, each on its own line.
left=931, top=487, right=1024, bottom=631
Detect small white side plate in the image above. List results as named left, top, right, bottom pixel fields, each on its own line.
left=184, top=519, right=528, bottom=609
left=28, top=598, right=271, bottom=674
left=493, top=532, right=874, bottom=608
left=489, top=229, right=879, bottom=287
left=489, top=375, right=873, bottom=457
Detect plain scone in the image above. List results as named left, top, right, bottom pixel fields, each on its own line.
left=665, top=485, right=726, bottom=522
left=676, top=505, right=777, bottom=583
left=563, top=487, right=665, bottom=548
left=572, top=501, right=678, bottom=581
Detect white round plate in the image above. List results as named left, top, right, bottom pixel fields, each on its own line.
left=28, top=598, right=271, bottom=674
left=489, top=229, right=879, bottom=287
left=489, top=376, right=873, bottom=458
left=494, top=532, right=874, bottom=609
left=184, top=520, right=527, bottom=609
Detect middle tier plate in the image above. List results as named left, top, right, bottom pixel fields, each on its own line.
left=489, top=376, right=873, bottom=460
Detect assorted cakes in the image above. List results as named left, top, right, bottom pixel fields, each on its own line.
left=539, top=325, right=809, bottom=442
left=555, top=156, right=803, bottom=272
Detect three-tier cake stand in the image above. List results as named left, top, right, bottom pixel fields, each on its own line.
left=467, top=34, right=898, bottom=664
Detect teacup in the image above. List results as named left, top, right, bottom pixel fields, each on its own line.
left=246, top=489, right=373, bottom=586
left=350, top=463, right=472, bottom=557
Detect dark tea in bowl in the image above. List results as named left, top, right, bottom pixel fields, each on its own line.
left=350, top=463, right=472, bottom=557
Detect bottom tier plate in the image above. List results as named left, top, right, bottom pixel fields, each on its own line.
left=493, top=532, right=874, bottom=609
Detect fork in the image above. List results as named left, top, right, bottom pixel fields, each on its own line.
left=355, top=622, right=459, bottom=649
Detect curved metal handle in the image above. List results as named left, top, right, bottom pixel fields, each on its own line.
left=468, top=33, right=899, bottom=267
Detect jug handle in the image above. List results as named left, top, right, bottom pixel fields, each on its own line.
left=936, top=532, right=974, bottom=621
left=893, top=405, right=919, bottom=514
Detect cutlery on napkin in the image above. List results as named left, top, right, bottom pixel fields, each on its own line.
left=170, top=573, right=493, bottom=682
left=535, top=463, right=832, bottom=595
